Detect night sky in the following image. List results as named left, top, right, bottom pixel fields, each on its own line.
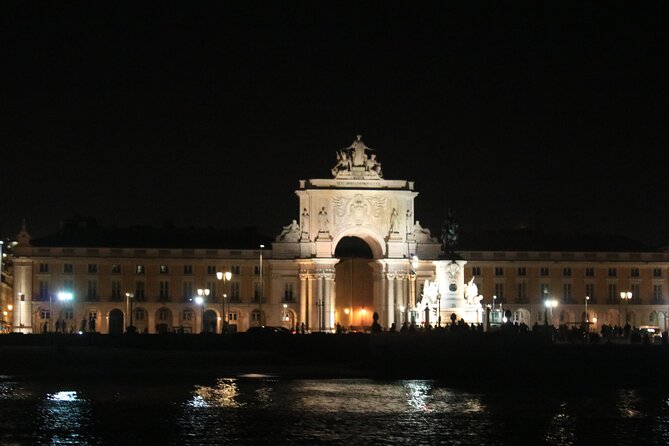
left=2, top=2, right=668, bottom=246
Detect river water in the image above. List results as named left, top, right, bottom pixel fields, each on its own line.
left=1, top=375, right=668, bottom=445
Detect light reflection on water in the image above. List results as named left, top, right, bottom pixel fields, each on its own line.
left=1, top=378, right=669, bottom=445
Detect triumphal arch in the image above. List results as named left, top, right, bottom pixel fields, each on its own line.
left=271, top=135, right=482, bottom=331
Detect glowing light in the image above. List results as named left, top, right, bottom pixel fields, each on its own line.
left=344, top=308, right=350, bottom=315
left=57, top=292, right=73, bottom=302
left=47, top=391, right=78, bottom=401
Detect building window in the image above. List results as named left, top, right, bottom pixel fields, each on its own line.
left=472, top=267, right=481, bottom=276
left=630, top=268, right=640, bottom=278
left=608, top=284, right=617, bottom=303
left=64, top=310, right=74, bottom=320
left=183, top=265, right=193, bottom=275
left=39, top=263, right=49, bottom=273
left=63, top=264, right=74, bottom=274
left=88, top=264, right=98, bottom=274
left=494, top=267, right=504, bottom=277
left=159, top=281, right=169, bottom=300
left=136, top=265, right=145, bottom=274
left=653, top=268, right=662, bottom=278
left=494, top=283, right=504, bottom=301
left=183, top=282, right=193, bottom=301
left=229, top=312, right=238, bottom=321
left=40, top=310, right=51, bottom=320
left=231, top=265, right=241, bottom=275
left=39, top=281, right=49, bottom=300
left=540, top=283, right=550, bottom=298
left=253, top=282, right=263, bottom=302
left=585, top=284, right=595, bottom=302
left=111, top=281, right=122, bottom=300
left=631, top=284, right=640, bottom=303
left=653, top=285, right=663, bottom=303
left=540, top=267, right=549, bottom=277
left=63, top=280, right=74, bottom=292
left=608, top=268, right=617, bottom=277
left=562, top=283, right=572, bottom=303
left=160, top=265, right=169, bottom=274
left=517, top=267, right=527, bottom=277
left=158, top=309, right=169, bottom=321
left=585, top=268, right=594, bottom=277
left=135, top=310, right=145, bottom=321
left=284, top=283, right=294, bottom=302
left=111, top=264, right=121, bottom=274
left=87, top=281, right=97, bottom=299
left=182, top=310, right=193, bottom=321
left=207, top=281, right=216, bottom=297
left=563, top=268, right=571, bottom=277
left=206, top=265, right=216, bottom=275
left=135, top=281, right=145, bottom=301
left=251, top=310, right=261, bottom=322
left=230, top=282, right=240, bottom=301
left=516, top=282, right=527, bottom=302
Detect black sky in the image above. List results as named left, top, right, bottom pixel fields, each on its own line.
left=2, top=1, right=668, bottom=246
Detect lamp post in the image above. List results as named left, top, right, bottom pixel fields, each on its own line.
left=216, top=271, right=232, bottom=334
left=196, top=288, right=210, bottom=333
left=57, top=292, right=73, bottom=333
left=620, top=291, right=632, bottom=326
left=585, top=295, right=590, bottom=332
left=544, top=299, right=558, bottom=327
left=258, top=244, right=264, bottom=327
left=125, top=292, right=135, bottom=332
left=48, top=294, right=53, bottom=333
left=409, top=254, right=419, bottom=324
left=492, top=295, right=497, bottom=324
left=437, top=294, right=441, bottom=327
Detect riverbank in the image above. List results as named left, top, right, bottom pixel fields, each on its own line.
left=1, top=332, right=668, bottom=387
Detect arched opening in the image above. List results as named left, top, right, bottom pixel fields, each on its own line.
left=335, top=236, right=374, bottom=332
left=108, top=309, right=124, bottom=335
left=203, top=309, right=218, bottom=333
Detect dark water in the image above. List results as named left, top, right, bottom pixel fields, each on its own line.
left=1, top=375, right=669, bottom=445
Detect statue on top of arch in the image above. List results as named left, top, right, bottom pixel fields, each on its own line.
left=331, top=135, right=383, bottom=178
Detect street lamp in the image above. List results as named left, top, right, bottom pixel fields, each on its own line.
left=544, top=299, right=558, bottom=326
left=196, top=288, right=210, bottom=333
left=125, top=292, right=135, bottom=333
left=56, top=292, right=73, bottom=333
left=216, top=271, right=232, bottom=334
left=585, top=296, right=590, bottom=332
left=492, top=295, right=497, bottom=323
left=620, top=291, right=632, bottom=326
left=258, top=244, right=264, bottom=327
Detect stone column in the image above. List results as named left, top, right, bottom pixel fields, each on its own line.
left=307, top=274, right=314, bottom=331
left=386, top=273, right=395, bottom=329
left=12, top=259, right=33, bottom=333
left=316, top=272, right=324, bottom=331
left=325, top=272, right=335, bottom=332
left=396, top=274, right=406, bottom=324
left=409, top=273, right=417, bottom=324
left=299, top=273, right=308, bottom=327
